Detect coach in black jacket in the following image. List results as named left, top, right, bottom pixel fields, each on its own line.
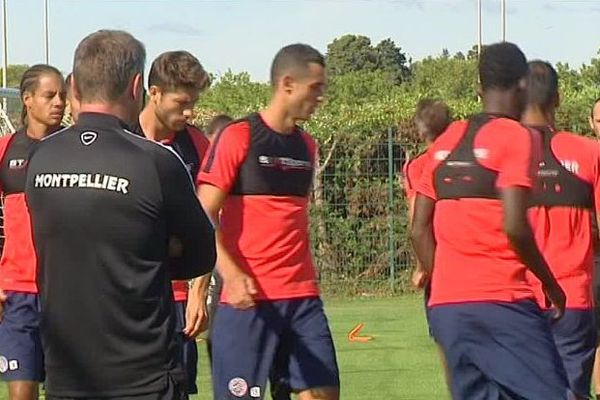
left=24, top=30, right=215, bottom=400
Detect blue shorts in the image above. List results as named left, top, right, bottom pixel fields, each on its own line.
left=212, top=297, right=339, bottom=399
left=0, top=291, right=44, bottom=382
left=174, top=300, right=198, bottom=395
left=545, top=309, right=596, bottom=398
left=429, top=300, right=572, bottom=400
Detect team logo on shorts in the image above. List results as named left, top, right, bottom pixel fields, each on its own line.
left=0, top=356, right=8, bottom=373
left=228, top=377, right=248, bottom=397
left=80, top=131, right=98, bottom=146
left=250, top=386, right=261, bottom=398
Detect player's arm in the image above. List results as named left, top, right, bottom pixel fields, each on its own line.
left=410, top=150, right=436, bottom=286
left=183, top=273, right=212, bottom=338
left=158, top=150, right=216, bottom=280
left=410, top=194, right=436, bottom=281
left=197, top=185, right=257, bottom=309
left=197, top=122, right=257, bottom=309
left=500, top=127, right=564, bottom=319
left=502, top=188, right=564, bottom=318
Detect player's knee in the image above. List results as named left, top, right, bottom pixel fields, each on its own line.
left=8, top=380, right=39, bottom=400
left=296, top=386, right=339, bottom=400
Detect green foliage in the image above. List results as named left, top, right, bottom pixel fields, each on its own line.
left=197, top=71, right=269, bottom=121
left=326, top=34, right=410, bottom=84
left=194, top=37, right=600, bottom=294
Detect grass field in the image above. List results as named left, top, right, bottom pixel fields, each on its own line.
left=0, top=295, right=448, bottom=399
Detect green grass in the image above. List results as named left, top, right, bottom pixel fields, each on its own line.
left=192, top=295, right=448, bottom=399
left=0, top=296, right=449, bottom=399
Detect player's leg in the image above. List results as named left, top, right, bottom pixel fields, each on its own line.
left=173, top=300, right=199, bottom=395
left=205, top=272, right=221, bottom=368
left=285, top=298, right=339, bottom=400
left=211, top=301, right=281, bottom=399
left=467, top=301, right=571, bottom=400
left=428, top=304, right=501, bottom=400
left=423, top=283, right=451, bottom=390
left=0, top=292, right=43, bottom=400
left=548, top=310, right=596, bottom=400
left=269, top=344, right=291, bottom=400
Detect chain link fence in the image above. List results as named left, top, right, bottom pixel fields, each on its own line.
left=312, top=125, right=422, bottom=296
left=1, top=90, right=423, bottom=296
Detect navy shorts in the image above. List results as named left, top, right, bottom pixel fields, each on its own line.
left=174, top=300, right=198, bottom=395
left=212, top=297, right=339, bottom=399
left=429, top=300, right=572, bottom=400
left=545, top=309, right=596, bottom=399
left=0, top=291, right=44, bottom=382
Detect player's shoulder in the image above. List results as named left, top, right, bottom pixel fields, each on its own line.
left=556, top=131, right=600, bottom=157
left=555, top=130, right=597, bottom=146
left=428, top=120, right=467, bottom=151
left=482, top=117, right=530, bottom=146
left=120, top=126, right=184, bottom=165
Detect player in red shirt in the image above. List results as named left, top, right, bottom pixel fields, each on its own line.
left=403, top=99, right=451, bottom=391
left=404, top=99, right=451, bottom=287
left=523, top=60, right=600, bottom=399
left=411, top=42, right=570, bottom=399
left=0, top=65, right=65, bottom=400
left=135, top=50, right=212, bottom=396
left=198, top=43, right=339, bottom=400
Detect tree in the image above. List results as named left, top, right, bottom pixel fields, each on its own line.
left=409, top=53, right=478, bottom=101
left=196, top=71, right=269, bottom=122
left=326, top=35, right=409, bottom=84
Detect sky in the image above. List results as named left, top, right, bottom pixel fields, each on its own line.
left=1, top=0, right=600, bottom=84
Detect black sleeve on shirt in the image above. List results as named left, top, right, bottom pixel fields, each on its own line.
left=155, top=147, right=216, bottom=280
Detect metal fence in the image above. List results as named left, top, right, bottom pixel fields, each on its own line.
left=312, top=128, right=421, bottom=296
left=0, top=91, right=421, bottom=295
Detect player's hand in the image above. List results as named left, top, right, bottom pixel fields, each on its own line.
left=411, top=268, right=430, bottom=289
left=543, top=281, right=566, bottom=320
left=224, top=273, right=257, bottom=310
left=183, top=285, right=209, bottom=339
left=0, top=289, right=6, bottom=323
left=168, top=236, right=183, bottom=258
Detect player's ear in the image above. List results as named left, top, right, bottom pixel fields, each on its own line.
left=281, top=74, right=294, bottom=94
left=70, top=76, right=82, bottom=102
left=131, top=73, right=144, bottom=102
left=590, top=116, right=595, bottom=132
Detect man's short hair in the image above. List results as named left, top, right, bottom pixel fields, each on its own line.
left=148, top=51, right=210, bottom=93
left=270, top=43, right=325, bottom=87
left=73, top=30, right=146, bottom=103
left=206, top=114, right=232, bottom=137
left=525, top=60, right=558, bottom=110
left=414, top=99, right=451, bottom=141
left=479, top=42, right=527, bottom=91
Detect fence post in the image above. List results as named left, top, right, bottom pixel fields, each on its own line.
left=387, top=127, right=396, bottom=290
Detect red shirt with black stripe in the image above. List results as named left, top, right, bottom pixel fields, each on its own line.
left=417, top=117, right=540, bottom=306
left=0, top=128, right=62, bottom=293
left=527, top=128, right=600, bottom=310
left=198, top=113, right=319, bottom=301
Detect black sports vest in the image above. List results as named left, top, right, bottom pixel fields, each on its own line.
left=529, top=126, right=593, bottom=209
left=130, top=123, right=201, bottom=180
left=169, top=125, right=201, bottom=180
left=230, top=113, right=313, bottom=197
left=434, top=114, right=499, bottom=200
